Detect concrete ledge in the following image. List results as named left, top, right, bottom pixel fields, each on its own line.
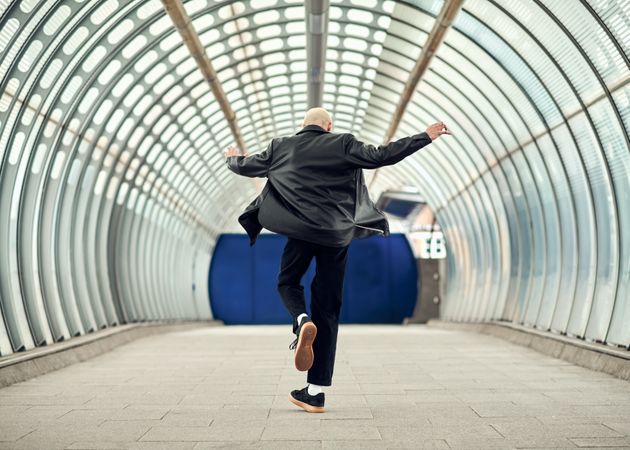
left=0, top=320, right=221, bottom=388
left=427, top=320, right=630, bottom=382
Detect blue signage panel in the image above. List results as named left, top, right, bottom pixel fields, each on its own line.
left=209, top=233, right=417, bottom=324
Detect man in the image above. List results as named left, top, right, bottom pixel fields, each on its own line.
left=224, top=108, right=450, bottom=413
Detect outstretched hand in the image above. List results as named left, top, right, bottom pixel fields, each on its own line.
left=425, top=122, right=452, bottom=141
left=223, top=145, right=242, bottom=158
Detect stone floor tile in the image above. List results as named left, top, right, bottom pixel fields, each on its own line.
left=319, top=418, right=381, bottom=439
left=230, top=384, right=278, bottom=395
left=358, top=383, right=406, bottom=394
left=504, top=436, right=578, bottom=448
left=364, top=394, right=416, bottom=407
left=602, top=422, right=630, bottom=435
left=206, top=423, right=266, bottom=441
left=325, top=394, right=367, bottom=408
left=140, top=425, right=254, bottom=442
left=445, top=436, right=515, bottom=449
left=318, top=407, right=373, bottom=420
left=386, top=422, right=502, bottom=439
left=192, top=442, right=262, bottom=449
left=335, top=439, right=450, bottom=449
left=0, top=394, right=94, bottom=407
left=126, top=443, right=196, bottom=450
left=569, top=436, right=630, bottom=447
left=53, top=409, right=118, bottom=426
left=267, top=408, right=322, bottom=421
left=210, top=405, right=270, bottom=421
left=258, top=441, right=320, bottom=449
left=6, top=422, right=150, bottom=449
left=492, top=422, right=623, bottom=439
left=403, top=389, right=460, bottom=402
left=0, top=425, right=36, bottom=441
left=65, top=442, right=129, bottom=449
left=157, top=411, right=213, bottom=427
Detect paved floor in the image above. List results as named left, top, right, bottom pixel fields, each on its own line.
left=0, top=325, right=629, bottom=449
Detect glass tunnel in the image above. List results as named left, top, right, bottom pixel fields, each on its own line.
left=0, top=0, right=628, bottom=358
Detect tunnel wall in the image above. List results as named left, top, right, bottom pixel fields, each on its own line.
left=0, top=0, right=221, bottom=357
left=0, top=0, right=627, bottom=358
left=381, top=1, right=629, bottom=348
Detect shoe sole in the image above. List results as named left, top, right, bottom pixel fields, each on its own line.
left=294, top=322, right=317, bottom=371
left=288, top=394, right=325, bottom=413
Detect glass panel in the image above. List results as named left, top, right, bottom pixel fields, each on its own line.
left=585, top=97, right=628, bottom=342
left=565, top=112, right=613, bottom=339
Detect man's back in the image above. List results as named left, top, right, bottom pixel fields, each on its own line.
left=267, top=126, right=358, bottom=234
left=225, top=119, right=440, bottom=246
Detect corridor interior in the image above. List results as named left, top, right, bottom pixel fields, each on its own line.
left=0, top=0, right=629, bottom=448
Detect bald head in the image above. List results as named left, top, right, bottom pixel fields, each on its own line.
left=302, top=107, right=333, bottom=131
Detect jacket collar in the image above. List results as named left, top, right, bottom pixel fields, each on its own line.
left=296, top=124, right=329, bottom=135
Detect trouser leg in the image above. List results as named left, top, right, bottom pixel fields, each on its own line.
left=307, top=244, right=349, bottom=386
left=277, top=238, right=315, bottom=334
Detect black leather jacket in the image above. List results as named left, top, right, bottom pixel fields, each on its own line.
left=226, top=125, right=432, bottom=247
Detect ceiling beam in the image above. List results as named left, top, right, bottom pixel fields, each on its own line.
left=369, top=0, right=464, bottom=191
left=305, top=0, right=330, bottom=108
left=383, top=0, right=464, bottom=143
left=160, top=0, right=247, bottom=154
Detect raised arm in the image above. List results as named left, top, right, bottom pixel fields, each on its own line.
left=344, top=122, right=451, bottom=169
left=224, top=140, right=273, bottom=178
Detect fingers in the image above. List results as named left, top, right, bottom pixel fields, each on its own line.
left=426, top=122, right=451, bottom=139
left=223, top=146, right=239, bottom=158
left=438, top=122, right=452, bottom=136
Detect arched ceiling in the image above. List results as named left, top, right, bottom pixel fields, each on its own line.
left=1, top=0, right=627, bottom=242
left=0, top=0, right=628, bottom=353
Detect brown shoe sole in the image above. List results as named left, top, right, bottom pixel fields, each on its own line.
left=288, top=394, right=325, bottom=413
left=294, top=322, right=317, bottom=371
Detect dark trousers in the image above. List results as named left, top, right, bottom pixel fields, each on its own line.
left=277, top=237, right=349, bottom=386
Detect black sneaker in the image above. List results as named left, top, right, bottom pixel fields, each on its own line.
left=288, top=318, right=317, bottom=371
left=289, top=386, right=325, bottom=413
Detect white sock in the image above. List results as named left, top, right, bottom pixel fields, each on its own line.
left=297, top=313, right=308, bottom=326
left=308, top=383, right=323, bottom=396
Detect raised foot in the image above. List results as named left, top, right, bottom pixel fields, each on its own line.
left=294, top=322, right=317, bottom=371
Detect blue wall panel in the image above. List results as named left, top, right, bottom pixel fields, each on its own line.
left=207, top=235, right=255, bottom=323
left=209, top=233, right=417, bottom=325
